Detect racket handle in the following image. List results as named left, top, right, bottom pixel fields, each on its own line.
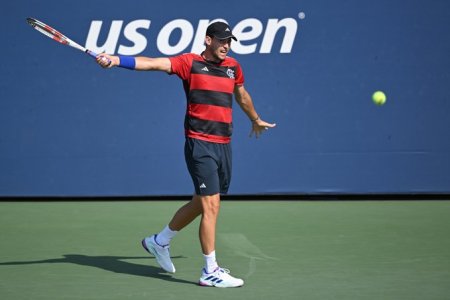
left=85, top=49, right=98, bottom=58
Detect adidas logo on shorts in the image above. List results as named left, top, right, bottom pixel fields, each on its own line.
left=200, top=183, right=207, bottom=189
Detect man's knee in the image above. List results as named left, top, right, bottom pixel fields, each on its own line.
left=199, top=194, right=220, bottom=216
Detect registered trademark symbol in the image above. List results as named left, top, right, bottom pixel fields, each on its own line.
left=298, top=12, right=306, bottom=20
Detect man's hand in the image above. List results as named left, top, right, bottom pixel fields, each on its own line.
left=96, top=54, right=118, bottom=68
left=250, top=118, right=276, bottom=138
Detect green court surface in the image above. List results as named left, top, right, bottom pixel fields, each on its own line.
left=1, top=200, right=449, bottom=300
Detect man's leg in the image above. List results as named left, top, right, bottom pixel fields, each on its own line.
left=197, top=193, right=220, bottom=255
left=143, top=194, right=218, bottom=272
left=197, top=193, right=244, bottom=288
left=142, top=195, right=203, bottom=273
left=168, top=193, right=220, bottom=255
left=168, top=195, right=203, bottom=231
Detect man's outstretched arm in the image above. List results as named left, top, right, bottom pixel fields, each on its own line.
left=96, top=54, right=172, bottom=73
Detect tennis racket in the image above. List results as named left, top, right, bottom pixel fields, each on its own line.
left=26, top=17, right=110, bottom=64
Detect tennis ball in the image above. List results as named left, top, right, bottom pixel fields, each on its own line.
left=372, top=91, right=386, bottom=106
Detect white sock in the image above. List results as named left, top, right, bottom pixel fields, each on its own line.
left=155, top=225, right=178, bottom=246
left=203, top=250, right=219, bottom=273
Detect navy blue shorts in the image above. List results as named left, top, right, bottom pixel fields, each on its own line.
left=184, top=137, right=232, bottom=195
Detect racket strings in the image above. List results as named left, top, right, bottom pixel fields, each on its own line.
left=28, top=18, right=69, bottom=45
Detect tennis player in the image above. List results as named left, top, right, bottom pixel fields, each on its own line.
left=97, top=21, right=275, bottom=288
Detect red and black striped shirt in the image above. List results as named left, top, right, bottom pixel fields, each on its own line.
left=169, top=53, right=244, bottom=144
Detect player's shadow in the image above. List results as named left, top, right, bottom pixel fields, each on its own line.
left=0, top=254, right=195, bottom=285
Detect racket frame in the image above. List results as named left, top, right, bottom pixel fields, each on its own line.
left=26, top=17, right=98, bottom=58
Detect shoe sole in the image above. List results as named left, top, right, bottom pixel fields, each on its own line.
left=198, top=280, right=244, bottom=288
left=141, top=238, right=176, bottom=273
left=199, top=281, right=212, bottom=287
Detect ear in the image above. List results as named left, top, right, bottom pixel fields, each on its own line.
left=205, top=36, right=212, bottom=46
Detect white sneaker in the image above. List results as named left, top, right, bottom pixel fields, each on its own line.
left=141, top=234, right=176, bottom=273
left=199, top=267, right=244, bottom=288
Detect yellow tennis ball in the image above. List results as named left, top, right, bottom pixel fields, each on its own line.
left=372, top=91, right=386, bottom=106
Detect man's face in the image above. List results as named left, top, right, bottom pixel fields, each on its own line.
left=206, top=36, right=232, bottom=61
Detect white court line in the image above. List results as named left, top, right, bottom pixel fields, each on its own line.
left=219, top=233, right=278, bottom=278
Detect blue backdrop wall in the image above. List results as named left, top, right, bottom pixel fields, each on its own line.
left=1, top=0, right=449, bottom=196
